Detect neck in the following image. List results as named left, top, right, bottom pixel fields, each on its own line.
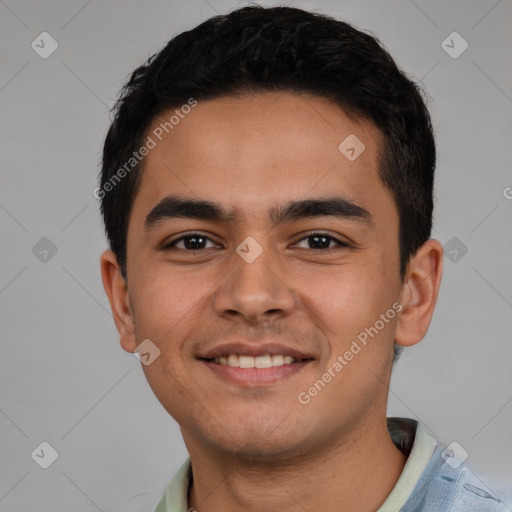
left=185, top=417, right=408, bottom=512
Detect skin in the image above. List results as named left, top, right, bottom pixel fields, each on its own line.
left=101, top=92, right=443, bottom=512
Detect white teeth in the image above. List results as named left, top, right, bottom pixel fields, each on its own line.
left=271, top=354, right=284, bottom=366
left=239, top=355, right=254, bottom=368
left=212, top=354, right=299, bottom=368
left=255, top=355, right=272, bottom=368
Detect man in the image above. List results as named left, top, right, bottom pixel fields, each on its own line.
left=98, top=6, right=510, bottom=511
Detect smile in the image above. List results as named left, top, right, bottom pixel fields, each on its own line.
left=210, top=354, right=299, bottom=368
left=201, top=356, right=313, bottom=386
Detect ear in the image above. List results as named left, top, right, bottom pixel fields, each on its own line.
left=395, top=239, right=443, bottom=347
left=100, top=250, right=137, bottom=353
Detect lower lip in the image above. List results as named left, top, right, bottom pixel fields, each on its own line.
left=201, top=360, right=312, bottom=385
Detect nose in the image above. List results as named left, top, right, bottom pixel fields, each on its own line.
left=212, top=241, right=296, bottom=325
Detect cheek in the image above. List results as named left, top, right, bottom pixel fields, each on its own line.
left=131, top=271, right=206, bottom=418
left=129, top=268, right=206, bottom=362
left=303, top=259, right=398, bottom=360
left=300, top=261, right=388, bottom=325
left=135, top=258, right=206, bottom=319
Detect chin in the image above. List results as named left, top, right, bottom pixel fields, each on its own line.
left=202, top=415, right=315, bottom=463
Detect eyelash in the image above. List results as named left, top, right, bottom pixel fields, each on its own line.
left=164, top=230, right=350, bottom=252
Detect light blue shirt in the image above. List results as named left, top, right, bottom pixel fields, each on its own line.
left=125, top=417, right=511, bottom=511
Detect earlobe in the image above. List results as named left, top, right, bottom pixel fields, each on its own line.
left=100, top=250, right=138, bottom=353
left=395, top=239, right=443, bottom=348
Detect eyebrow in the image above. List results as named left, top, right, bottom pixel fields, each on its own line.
left=144, top=195, right=374, bottom=229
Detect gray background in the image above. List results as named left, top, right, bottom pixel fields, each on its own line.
left=1, top=0, right=511, bottom=510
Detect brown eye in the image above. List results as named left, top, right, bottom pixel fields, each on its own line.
left=293, top=232, right=348, bottom=250
left=164, top=233, right=218, bottom=251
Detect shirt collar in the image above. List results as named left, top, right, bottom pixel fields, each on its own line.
left=377, top=418, right=437, bottom=511
left=154, top=458, right=191, bottom=512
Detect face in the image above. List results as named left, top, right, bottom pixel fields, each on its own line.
left=107, top=92, right=410, bottom=461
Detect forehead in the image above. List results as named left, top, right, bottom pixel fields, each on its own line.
left=132, top=92, right=393, bottom=225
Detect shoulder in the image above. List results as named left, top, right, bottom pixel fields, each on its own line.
left=451, top=465, right=512, bottom=512
left=404, top=444, right=512, bottom=511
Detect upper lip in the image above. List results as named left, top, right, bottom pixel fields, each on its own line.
left=199, top=342, right=314, bottom=360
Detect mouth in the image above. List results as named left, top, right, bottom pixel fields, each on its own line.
left=204, top=354, right=309, bottom=368
left=198, top=344, right=315, bottom=386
